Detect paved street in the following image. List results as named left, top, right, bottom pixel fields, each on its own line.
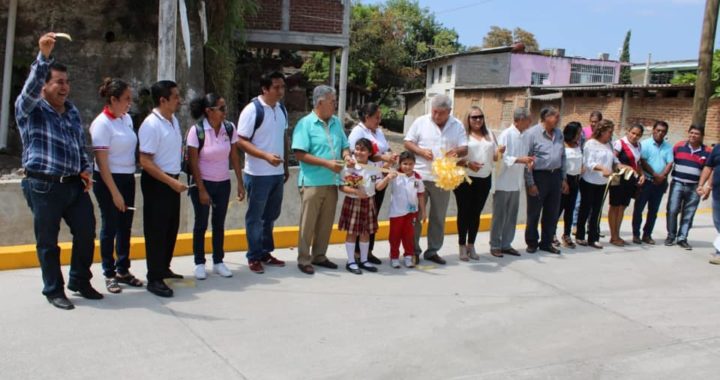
left=1, top=211, right=719, bottom=379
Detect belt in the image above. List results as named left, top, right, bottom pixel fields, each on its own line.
left=25, top=171, right=81, bottom=183
left=165, top=173, right=179, bottom=179
left=534, top=168, right=561, bottom=174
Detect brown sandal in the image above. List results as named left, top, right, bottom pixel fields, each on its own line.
left=105, top=277, right=121, bottom=293
left=116, top=273, right=143, bottom=287
left=490, top=249, right=504, bottom=258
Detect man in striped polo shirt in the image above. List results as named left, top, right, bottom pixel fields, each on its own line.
left=665, top=125, right=711, bottom=250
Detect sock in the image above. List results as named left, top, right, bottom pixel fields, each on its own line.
left=345, top=242, right=356, bottom=263
left=360, top=242, right=372, bottom=265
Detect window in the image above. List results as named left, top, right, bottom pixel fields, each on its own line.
left=446, top=65, right=452, bottom=83
left=430, top=68, right=435, bottom=85
left=531, top=72, right=549, bottom=85
left=570, top=64, right=615, bottom=84
left=438, top=67, right=443, bottom=83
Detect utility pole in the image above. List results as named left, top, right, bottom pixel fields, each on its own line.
left=691, top=0, right=719, bottom=127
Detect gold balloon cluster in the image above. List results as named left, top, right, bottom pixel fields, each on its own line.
left=431, top=154, right=471, bottom=191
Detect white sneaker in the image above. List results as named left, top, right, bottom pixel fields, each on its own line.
left=213, top=263, right=233, bottom=278
left=194, top=264, right=207, bottom=280
left=391, top=259, right=401, bottom=268
left=404, top=256, right=415, bottom=268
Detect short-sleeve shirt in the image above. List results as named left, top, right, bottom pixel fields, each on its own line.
left=348, top=123, right=390, bottom=168
left=340, top=164, right=381, bottom=198
left=138, top=110, right=182, bottom=174
left=466, top=133, right=496, bottom=178
left=186, top=119, right=239, bottom=182
left=90, top=110, right=137, bottom=174
left=564, top=145, right=583, bottom=176
left=640, top=138, right=673, bottom=179
left=237, top=97, right=287, bottom=176
left=705, top=144, right=720, bottom=200
left=613, top=136, right=641, bottom=169
left=403, top=114, right=468, bottom=181
left=291, top=112, right=349, bottom=187
left=389, top=171, right=425, bottom=218
left=672, top=141, right=711, bottom=184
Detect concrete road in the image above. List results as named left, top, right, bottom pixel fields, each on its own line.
left=1, top=211, right=719, bottom=379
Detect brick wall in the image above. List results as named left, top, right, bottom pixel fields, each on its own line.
left=246, top=0, right=282, bottom=30
left=454, top=89, right=528, bottom=131
left=560, top=95, right=623, bottom=136
left=290, top=0, right=343, bottom=34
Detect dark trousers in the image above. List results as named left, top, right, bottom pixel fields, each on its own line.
left=576, top=179, right=606, bottom=243
left=525, top=170, right=563, bottom=248
left=632, top=180, right=668, bottom=238
left=93, top=172, right=135, bottom=278
left=141, top=171, right=180, bottom=281
left=189, top=179, right=231, bottom=265
left=355, top=187, right=386, bottom=253
left=558, top=174, right=580, bottom=236
left=453, top=175, right=491, bottom=245
left=21, top=177, right=96, bottom=297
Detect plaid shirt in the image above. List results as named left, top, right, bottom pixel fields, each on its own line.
left=15, top=53, right=90, bottom=176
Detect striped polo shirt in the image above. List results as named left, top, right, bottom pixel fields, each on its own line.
left=671, top=141, right=711, bottom=184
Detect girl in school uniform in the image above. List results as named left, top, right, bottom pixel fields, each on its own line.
left=338, top=138, right=396, bottom=274
left=388, top=151, right=426, bottom=269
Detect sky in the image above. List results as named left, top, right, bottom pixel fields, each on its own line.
left=363, top=0, right=716, bottom=63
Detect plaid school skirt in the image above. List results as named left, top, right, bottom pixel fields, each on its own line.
left=338, top=196, right=378, bottom=235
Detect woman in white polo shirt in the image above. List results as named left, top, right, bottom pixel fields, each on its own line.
left=90, top=78, right=142, bottom=293
left=347, top=103, right=397, bottom=264
left=187, top=93, right=244, bottom=280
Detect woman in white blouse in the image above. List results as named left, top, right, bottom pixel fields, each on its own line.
left=90, top=78, right=142, bottom=293
left=557, top=122, right=584, bottom=248
left=347, top=103, right=397, bottom=264
left=455, top=106, right=502, bottom=261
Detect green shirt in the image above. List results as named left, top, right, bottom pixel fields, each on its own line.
left=291, top=112, right=349, bottom=186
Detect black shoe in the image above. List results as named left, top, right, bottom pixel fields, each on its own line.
left=664, top=238, right=675, bottom=246
left=501, top=248, right=521, bottom=256
left=46, top=295, right=74, bottom=310
left=346, top=262, right=362, bottom=275
left=67, top=284, right=104, bottom=300
left=540, top=245, right=561, bottom=254
left=147, top=280, right=174, bottom=298
left=359, top=261, right=378, bottom=272
left=526, top=246, right=538, bottom=254
left=425, top=254, right=446, bottom=265
left=297, top=264, right=315, bottom=275
left=313, top=260, right=338, bottom=269
left=164, top=271, right=184, bottom=279
left=678, top=240, right=692, bottom=250
left=367, top=252, right=382, bottom=265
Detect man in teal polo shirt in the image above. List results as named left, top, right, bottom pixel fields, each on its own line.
left=632, top=121, right=674, bottom=244
left=292, top=85, right=352, bottom=275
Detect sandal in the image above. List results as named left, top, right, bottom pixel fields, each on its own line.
left=116, top=273, right=144, bottom=287
left=105, top=277, right=121, bottom=294
left=576, top=239, right=588, bottom=246
left=562, top=235, right=576, bottom=249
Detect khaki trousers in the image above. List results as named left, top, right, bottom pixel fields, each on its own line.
left=297, top=185, right=338, bottom=265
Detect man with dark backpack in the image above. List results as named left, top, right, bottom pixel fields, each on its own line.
left=236, top=72, right=289, bottom=274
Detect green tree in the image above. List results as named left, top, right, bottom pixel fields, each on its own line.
left=513, top=27, right=539, bottom=52
left=619, top=30, right=632, bottom=84
left=480, top=26, right=539, bottom=51
left=671, top=50, right=720, bottom=97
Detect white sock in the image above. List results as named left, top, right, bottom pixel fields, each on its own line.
left=360, top=242, right=371, bottom=265
left=345, top=242, right=356, bottom=263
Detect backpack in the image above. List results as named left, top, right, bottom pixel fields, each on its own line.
left=182, top=120, right=235, bottom=180
left=249, top=97, right=288, bottom=141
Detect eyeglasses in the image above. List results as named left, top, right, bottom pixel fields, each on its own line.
left=470, top=115, right=484, bottom=121
left=210, top=105, right=227, bottom=113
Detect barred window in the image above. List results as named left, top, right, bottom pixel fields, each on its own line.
left=570, top=64, right=615, bottom=84
left=446, top=65, right=453, bottom=83
left=531, top=72, right=549, bottom=85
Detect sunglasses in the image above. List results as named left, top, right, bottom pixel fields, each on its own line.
left=210, top=105, right=227, bottom=112
left=470, top=115, right=484, bottom=121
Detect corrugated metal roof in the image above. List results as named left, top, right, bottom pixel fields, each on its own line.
left=415, top=47, right=514, bottom=65
left=452, top=83, right=695, bottom=91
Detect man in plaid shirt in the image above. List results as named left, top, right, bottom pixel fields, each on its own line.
left=16, top=33, right=100, bottom=310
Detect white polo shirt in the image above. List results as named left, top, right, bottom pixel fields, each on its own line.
left=237, top=97, right=287, bottom=176
left=388, top=171, right=425, bottom=218
left=404, top=114, right=467, bottom=181
left=138, top=110, right=182, bottom=174
left=90, top=111, right=137, bottom=174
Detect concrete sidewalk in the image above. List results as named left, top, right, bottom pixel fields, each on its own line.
left=1, top=212, right=719, bottom=379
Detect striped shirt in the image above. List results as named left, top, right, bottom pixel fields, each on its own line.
left=671, top=141, right=711, bottom=184
left=15, top=53, right=90, bottom=176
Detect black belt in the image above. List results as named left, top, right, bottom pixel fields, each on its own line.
left=26, top=171, right=81, bottom=183
left=165, top=173, right=179, bottom=179
left=534, top=168, right=562, bottom=174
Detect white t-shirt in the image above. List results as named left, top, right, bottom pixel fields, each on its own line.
left=404, top=114, right=468, bottom=181
left=138, top=110, right=182, bottom=174
left=237, top=97, right=287, bottom=176
left=495, top=125, right=529, bottom=192
left=348, top=123, right=390, bottom=168
left=340, top=163, right=382, bottom=199
left=466, top=133, right=496, bottom=178
left=564, top=145, right=583, bottom=176
left=389, top=171, right=425, bottom=218
left=90, top=111, right=137, bottom=174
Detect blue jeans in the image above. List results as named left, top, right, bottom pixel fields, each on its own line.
left=21, top=177, right=96, bottom=297
left=714, top=197, right=720, bottom=254
left=93, top=172, right=135, bottom=278
left=666, top=181, right=700, bottom=242
left=189, top=179, right=231, bottom=265
left=244, top=174, right=284, bottom=261
left=632, top=180, right=668, bottom=238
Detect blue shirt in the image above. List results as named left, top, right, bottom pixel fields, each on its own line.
left=291, top=111, right=349, bottom=187
left=705, top=144, right=720, bottom=200
left=15, top=53, right=90, bottom=176
left=639, top=138, right=673, bottom=179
